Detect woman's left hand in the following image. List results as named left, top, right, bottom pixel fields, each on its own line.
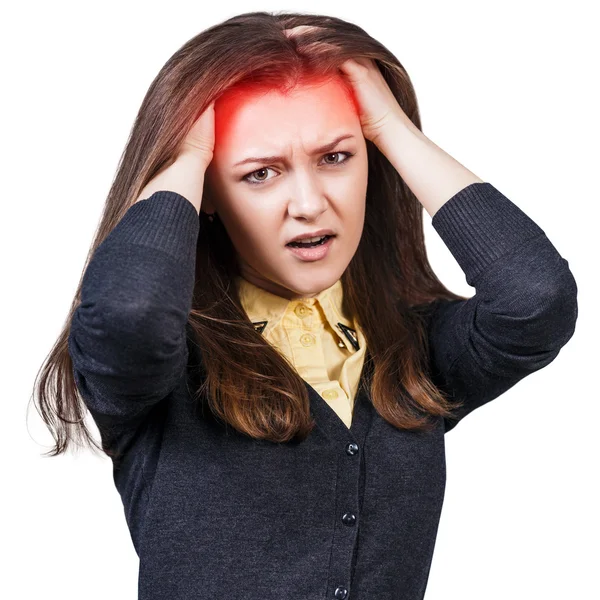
left=338, top=57, right=409, bottom=148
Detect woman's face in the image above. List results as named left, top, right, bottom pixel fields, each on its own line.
left=204, top=77, right=368, bottom=300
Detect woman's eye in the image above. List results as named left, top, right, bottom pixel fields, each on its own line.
left=242, top=151, right=355, bottom=186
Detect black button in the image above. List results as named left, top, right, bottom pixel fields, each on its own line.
left=334, top=586, right=348, bottom=599
left=342, top=512, right=356, bottom=526
left=346, top=442, right=359, bottom=455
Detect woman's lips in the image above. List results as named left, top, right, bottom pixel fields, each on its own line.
left=286, top=235, right=335, bottom=262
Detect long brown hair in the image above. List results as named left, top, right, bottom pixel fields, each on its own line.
left=30, top=10, right=468, bottom=458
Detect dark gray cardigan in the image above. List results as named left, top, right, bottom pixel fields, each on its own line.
left=67, top=182, right=578, bottom=599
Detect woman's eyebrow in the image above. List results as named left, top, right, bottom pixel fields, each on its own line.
left=233, top=133, right=356, bottom=167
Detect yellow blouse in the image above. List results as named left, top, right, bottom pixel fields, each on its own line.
left=235, top=276, right=366, bottom=429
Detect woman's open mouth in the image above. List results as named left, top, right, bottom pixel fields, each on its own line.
left=285, top=234, right=335, bottom=262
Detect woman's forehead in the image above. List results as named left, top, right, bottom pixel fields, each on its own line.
left=213, top=79, right=359, bottom=157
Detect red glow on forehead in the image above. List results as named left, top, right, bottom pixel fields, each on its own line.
left=213, top=74, right=360, bottom=157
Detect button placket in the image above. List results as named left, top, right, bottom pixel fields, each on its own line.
left=325, top=436, right=362, bottom=600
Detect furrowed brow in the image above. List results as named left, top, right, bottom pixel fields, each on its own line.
left=233, top=134, right=356, bottom=167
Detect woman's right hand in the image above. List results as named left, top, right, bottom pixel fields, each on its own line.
left=135, top=101, right=216, bottom=213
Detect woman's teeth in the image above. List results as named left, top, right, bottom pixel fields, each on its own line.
left=300, top=236, right=326, bottom=244
left=288, top=235, right=329, bottom=247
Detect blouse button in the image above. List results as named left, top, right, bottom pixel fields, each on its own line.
left=300, top=333, right=316, bottom=346
left=294, top=304, right=311, bottom=318
left=322, top=389, right=339, bottom=400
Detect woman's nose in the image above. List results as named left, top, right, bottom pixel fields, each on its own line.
left=286, top=194, right=329, bottom=220
left=286, top=176, right=330, bottom=219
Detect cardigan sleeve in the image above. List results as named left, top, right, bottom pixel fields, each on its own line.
left=422, top=183, right=578, bottom=433
left=67, top=191, right=199, bottom=431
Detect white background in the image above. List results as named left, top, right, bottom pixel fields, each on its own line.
left=4, top=1, right=598, bottom=598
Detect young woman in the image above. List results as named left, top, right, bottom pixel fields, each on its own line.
left=32, top=11, right=578, bottom=600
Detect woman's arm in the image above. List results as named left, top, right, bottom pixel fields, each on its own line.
left=68, top=105, right=214, bottom=436
left=68, top=190, right=200, bottom=431
left=369, top=105, right=577, bottom=432
left=375, top=112, right=485, bottom=218
left=416, top=182, right=578, bottom=433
